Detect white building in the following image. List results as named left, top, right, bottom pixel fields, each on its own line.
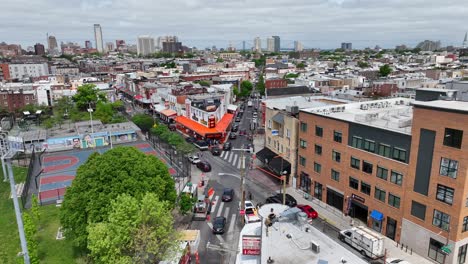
left=137, top=36, right=155, bottom=56
left=94, top=24, right=104, bottom=53
left=267, top=37, right=275, bottom=52
left=254, top=37, right=261, bottom=53
left=8, top=63, right=49, bottom=79
left=294, top=41, right=303, bottom=52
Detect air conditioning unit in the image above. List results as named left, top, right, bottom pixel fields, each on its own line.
left=311, top=241, right=320, bottom=253
left=400, top=100, right=404, bottom=105
left=395, top=101, right=400, bottom=105
left=330, top=107, right=336, bottom=112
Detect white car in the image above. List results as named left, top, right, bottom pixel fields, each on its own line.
left=188, top=155, right=201, bottom=164
left=241, top=200, right=260, bottom=223
left=386, top=258, right=412, bottom=264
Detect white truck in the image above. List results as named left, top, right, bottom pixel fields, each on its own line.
left=247, top=100, right=253, bottom=107
left=338, top=226, right=385, bottom=259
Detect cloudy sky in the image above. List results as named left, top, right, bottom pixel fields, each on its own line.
left=1, top=0, right=467, bottom=49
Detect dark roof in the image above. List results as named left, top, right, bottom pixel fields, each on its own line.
left=268, top=156, right=291, bottom=175
left=255, top=147, right=276, bottom=164
left=266, top=86, right=318, bottom=96
left=265, top=63, right=288, bottom=69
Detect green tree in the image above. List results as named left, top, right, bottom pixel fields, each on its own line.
left=256, top=74, right=265, bottom=96
left=72, top=84, right=108, bottom=110
left=379, top=64, right=393, bottom=77
left=296, top=62, right=306, bottom=69
left=216, top=57, right=224, bottom=63
left=60, top=147, right=176, bottom=249
left=239, top=80, right=253, bottom=97
left=132, top=114, right=154, bottom=132
left=93, top=101, right=114, bottom=124
left=198, top=80, right=210, bottom=87
left=87, top=193, right=179, bottom=263
left=23, top=213, right=39, bottom=264
left=178, top=193, right=196, bottom=215
left=43, top=117, right=55, bottom=129
left=357, top=61, right=370, bottom=68
left=284, top=73, right=300, bottom=79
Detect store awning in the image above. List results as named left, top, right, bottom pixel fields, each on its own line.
left=175, top=116, right=218, bottom=137
left=370, top=209, right=384, bottom=221
left=272, top=113, right=284, bottom=124
left=269, top=156, right=291, bottom=175
left=160, top=109, right=177, bottom=117
left=255, top=147, right=277, bottom=164
left=215, top=113, right=234, bottom=133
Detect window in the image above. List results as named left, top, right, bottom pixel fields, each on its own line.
left=331, top=169, right=340, bottom=182
left=390, top=171, right=403, bottom=186
left=286, top=129, right=291, bottom=138
left=361, top=182, right=371, bottom=195
left=268, top=120, right=272, bottom=129
left=300, top=122, right=308, bottom=132
left=440, top=158, right=459, bottom=179
left=411, top=201, right=426, bottom=220
left=388, top=193, right=400, bottom=208
left=300, top=139, right=307, bottom=149
left=313, top=162, right=321, bottom=173
left=349, top=177, right=359, bottom=190
left=458, top=244, right=467, bottom=264
left=299, top=156, right=306, bottom=167
left=332, top=150, right=341, bottom=162
left=428, top=238, right=446, bottom=264
left=432, top=209, right=450, bottom=231
left=444, top=128, right=463, bottom=149
left=351, top=136, right=363, bottom=148
left=362, top=161, right=373, bottom=174
left=376, top=166, right=388, bottom=180
left=392, top=148, right=407, bottom=162
left=363, top=139, right=376, bottom=153
left=315, top=126, right=323, bottom=137
left=374, top=187, right=386, bottom=202
left=436, top=184, right=454, bottom=205
left=463, top=217, right=468, bottom=233
left=378, top=144, right=391, bottom=158
left=314, top=144, right=322, bottom=155
left=350, top=157, right=360, bottom=169
left=333, top=131, right=342, bottom=143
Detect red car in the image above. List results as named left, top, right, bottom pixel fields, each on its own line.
left=297, top=204, right=318, bottom=219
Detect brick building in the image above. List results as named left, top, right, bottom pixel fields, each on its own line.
left=0, top=89, right=36, bottom=112
left=265, top=78, right=287, bottom=89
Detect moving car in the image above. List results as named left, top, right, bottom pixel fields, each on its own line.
left=196, top=161, right=211, bottom=172
left=239, top=129, right=246, bottom=136
left=252, top=112, right=258, bottom=118
left=188, top=155, right=201, bottom=164
left=222, top=188, right=234, bottom=202
left=241, top=200, right=260, bottom=223
left=211, top=147, right=221, bottom=156
left=231, top=125, right=238, bottom=132
left=212, top=216, right=226, bottom=234
left=229, top=133, right=237, bottom=139
left=296, top=204, right=318, bottom=219
left=223, top=142, right=232, bottom=151
left=265, top=193, right=297, bottom=207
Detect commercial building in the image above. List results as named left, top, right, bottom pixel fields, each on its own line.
left=137, top=36, right=155, bottom=56
left=105, top=42, right=114, bottom=52
left=272, top=36, right=280, bottom=52
left=341, top=42, right=352, bottom=51
left=47, top=35, right=58, bottom=54
left=297, top=95, right=468, bottom=264
left=94, top=24, right=104, bottom=53
left=162, top=40, right=182, bottom=54
left=267, top=37, right=275, bottom=52
left=294, top=41, right=303, bottom=52
left=254, top=37, right=261, bottom=53
left=34, top=43, right=45, bottom=55
left=8, top=63, right=49, bottom=79
left=85, top=40, right=92, bottom=49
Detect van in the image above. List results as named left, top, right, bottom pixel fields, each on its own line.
left=339, top=226, right=385, bottom=259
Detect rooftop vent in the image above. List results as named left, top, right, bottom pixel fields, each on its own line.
left=311, top=241, right=320, bottom=253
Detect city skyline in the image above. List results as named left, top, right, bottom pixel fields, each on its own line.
left=0, top=0, right=467, bottom=49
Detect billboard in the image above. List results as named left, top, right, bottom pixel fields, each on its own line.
left=242, top=235, right=261, bottom=255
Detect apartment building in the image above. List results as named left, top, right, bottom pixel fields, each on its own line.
left=297, top=96, right=468, bottom=264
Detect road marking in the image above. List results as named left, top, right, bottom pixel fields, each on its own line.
left=229, top=153, right=234, bottom=163
left=221, top=151, right=227, bottom=159
left=217, top=234, right=226, bottom=244
left=211, top=196, right=219, bottom=213
left=237, top=158, right=241, bottom=169
left=224, top=207, right=230, bottom=219
left=242, top=158, right=246, bottom=169
left=216, top=200, right=225, bottom=217
left=218, top=173, right=240, bottom=179
left=207, top=222, right=213, bottom=229
left=228, top=214, right=236, bottom=235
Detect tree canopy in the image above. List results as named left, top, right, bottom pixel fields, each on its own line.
left=72, top=84, right=108, bottom=110
left=256, top=74, right=265, bottom=96
left=379, top=64, right=393, bottom=77
left=132, top=114, right=154, bottom=132
left=60, top=147, right=176, bottom=249
left=87, top=193, right=179, bottom=263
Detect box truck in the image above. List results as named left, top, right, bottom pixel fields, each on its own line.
left=338, top=226, right=385, bottom=259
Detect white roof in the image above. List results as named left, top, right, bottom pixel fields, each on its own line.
left=412, top=100, right=468, bottom=112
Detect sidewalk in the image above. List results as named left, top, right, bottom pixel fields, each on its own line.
left=287, top=187, right=435, bottom=264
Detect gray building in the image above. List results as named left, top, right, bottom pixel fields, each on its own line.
left=341, top=42, right=352, bottom=51
left=273, top=36, right=280, bottom=53
left=94, top=24, right=104, bottom=53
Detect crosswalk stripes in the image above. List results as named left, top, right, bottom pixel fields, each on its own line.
left=216, top=200, right=225, bottom=217
left=220, top=151, right=247, bottom=169
left=211, top=196, right=220, bottom=214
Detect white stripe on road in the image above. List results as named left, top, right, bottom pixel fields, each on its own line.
left=242, top=158, right=246, bottom=170
left=228, top=214, right=236, bottom=235
left=237, top=158, right=241, bottom=169
left=228, top=153, right=234, bottom=163
left=211, top=196, right=219, bottom=213
left=216, top=200, right=225, bottom=217
left=217, top=234, right=226, bottom=244
left=223, top=207, right=230, bottom=219
left=221, top=151, right=227, bottom=159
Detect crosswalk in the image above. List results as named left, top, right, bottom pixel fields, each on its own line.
left=219, top=151, right=248, bottom=169
left=209, top=195, right=238, bottom=244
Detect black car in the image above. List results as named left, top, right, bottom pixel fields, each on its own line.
left=196, top=161, right=211, bottom=172
left=223, top=142, right=232, bottom=151
left=231, top=125, right=238, bottom=132
left=212, top=216, right=226, bottom=234
left=211, top=147, right=221, bottom=156
left=235, top=116, right=241, bottom=122
left=265, top=193, right=297, bottom=207
left=229, top=133, right=237, bottom=139
left=222, top=188, right=234, bottom=202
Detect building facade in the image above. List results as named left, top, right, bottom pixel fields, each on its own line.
left=94, top=24, right=104, bottom=53
left=254, top=37, right=261, bottom=53
left=137, top=36, right=155, bottom=56
left=8, top=63, right=49, bottom=79
left=34, top=43, right=45, bottom=55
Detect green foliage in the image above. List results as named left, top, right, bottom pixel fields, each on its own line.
left=132, top=114, right=154, bottom=132
left=256, top=74, right=265, bottom=96
left=357, top=61, right=370, bottom=68
left=296, top=62, right=306, bottom=69
left=60, top=147, right=176, bottom=250
left=216, top=57, right=224, bottom=63
left=23, top=213, right=39, bottom=264
left=252, top=56, right=266, bottom=67
left=150, top=125, right=195, bottom=154
left=379, top=64, right=393, bottom=77
left=198, top=80, right=210, bottom=87
left=72, top=84, right=108, bottom=110
left=87, top=193, right=179, bottom=263
left=238, top=80, right=253, bottom=97
left=178, top=194, right=196, bottom=215
left=284, top=73, right=300, bottom=79
left=30, top=194, right=40, bottom=223
left=161, top=61, right=177, bottom=68
left=59, top=54, right=75, bottom=62
left=94, top=101, right=113, bottom=124
left=43, top=118, right=55, bottom=129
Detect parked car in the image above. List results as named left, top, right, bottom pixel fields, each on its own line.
left=223, top=142, right=232, bottom=151
left=222, top=188, right=234, bottom=202
left=229, top=133, right=237, bottom=139
left=196, top=161, right=211, bottom=172
left=296, top=204, right=318, bottom=219
left=231, top=125, right=238, bottom=132
left=188, top=155, right=201, bottom=164
left=239, top=129, right=246, bottom=136
left=235, top=116, right=241, bottom=122
left=194, top=140, right=209, bottom=151
left=211, top=147, right=221, bottom=156
left=265, top=193, right=297, bottom=207
left=212, top=216, right=226, bottom=234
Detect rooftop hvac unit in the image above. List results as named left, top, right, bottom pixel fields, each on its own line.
left=330, top=107, right=336, bottom=112
left=311, top=241, right=320, bottom=253
left=400, top=100, right=404, bottom=105
left=289, top=106, right=299, bottom=114
left=395, top=101, right=400, bottom=105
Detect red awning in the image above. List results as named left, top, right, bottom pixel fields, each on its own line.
left=215, top=113, right=234, bottom=133
left=175, top=116, right=218, bottom=137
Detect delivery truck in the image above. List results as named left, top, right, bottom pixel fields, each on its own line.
left=338, top=226, right=385, bottom=259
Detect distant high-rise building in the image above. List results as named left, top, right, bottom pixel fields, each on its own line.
left=160, top=36, right=182, bottom=54
left=85, top=40, right=92, bottom=49
left=137, top=36, right=155, bottom=56
left=105, top=42, right=114, bottom=52
left=341, top=42, right=352, bottom=51
left=294, top=41, right=303, bottom=52
left=395, top=44, right=408, bottom=51
left=267, top=37, right=275, bottom=52
left=415, top=40, right=441, bottom=51
left=94, top=24, right=104, bottom=53
left=115, top=40, right=126, bottom=51
left=47, top=35, right=58, bottom=52
left=242, top=41, right=246, bottom=51
left=34, top=43, right=45, bottom=55
left=272, top=36, right=280, bottom=53
left=463, top=32, right=467, bottom=48
left=254, top=37, right=261, bottom=52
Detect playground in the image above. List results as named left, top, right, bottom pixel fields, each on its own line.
left=38, top=142, right=177, bottom=204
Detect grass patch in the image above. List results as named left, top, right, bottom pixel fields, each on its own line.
left=0, top=166, right=28, bottom=264
left=37, top=205, right=86, bottom=264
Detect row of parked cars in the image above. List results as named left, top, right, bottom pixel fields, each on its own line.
left=264, top=193, right=318, bottom=219
left=212, top=188, right=235, bottom=234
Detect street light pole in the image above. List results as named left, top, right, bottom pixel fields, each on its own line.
left=87, top=108, right=94, bottom=135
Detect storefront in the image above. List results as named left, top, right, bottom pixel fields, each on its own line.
left=326, top=188, right=344, bottom=211
left=175, top=113, right=234, bottom=142
left=370, top=209, right=384, bottom=233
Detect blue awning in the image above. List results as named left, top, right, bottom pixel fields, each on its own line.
left=370, top=209, right=384, bottom=221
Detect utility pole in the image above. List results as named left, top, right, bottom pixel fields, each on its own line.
left=233, top=146, right=252, bottom=225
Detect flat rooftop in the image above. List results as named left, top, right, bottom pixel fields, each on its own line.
left=263, top=96, right=348, bottom=111
left=302, top=98, right=414, bottom=134
left=412, top=100, right=468, bottom=112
